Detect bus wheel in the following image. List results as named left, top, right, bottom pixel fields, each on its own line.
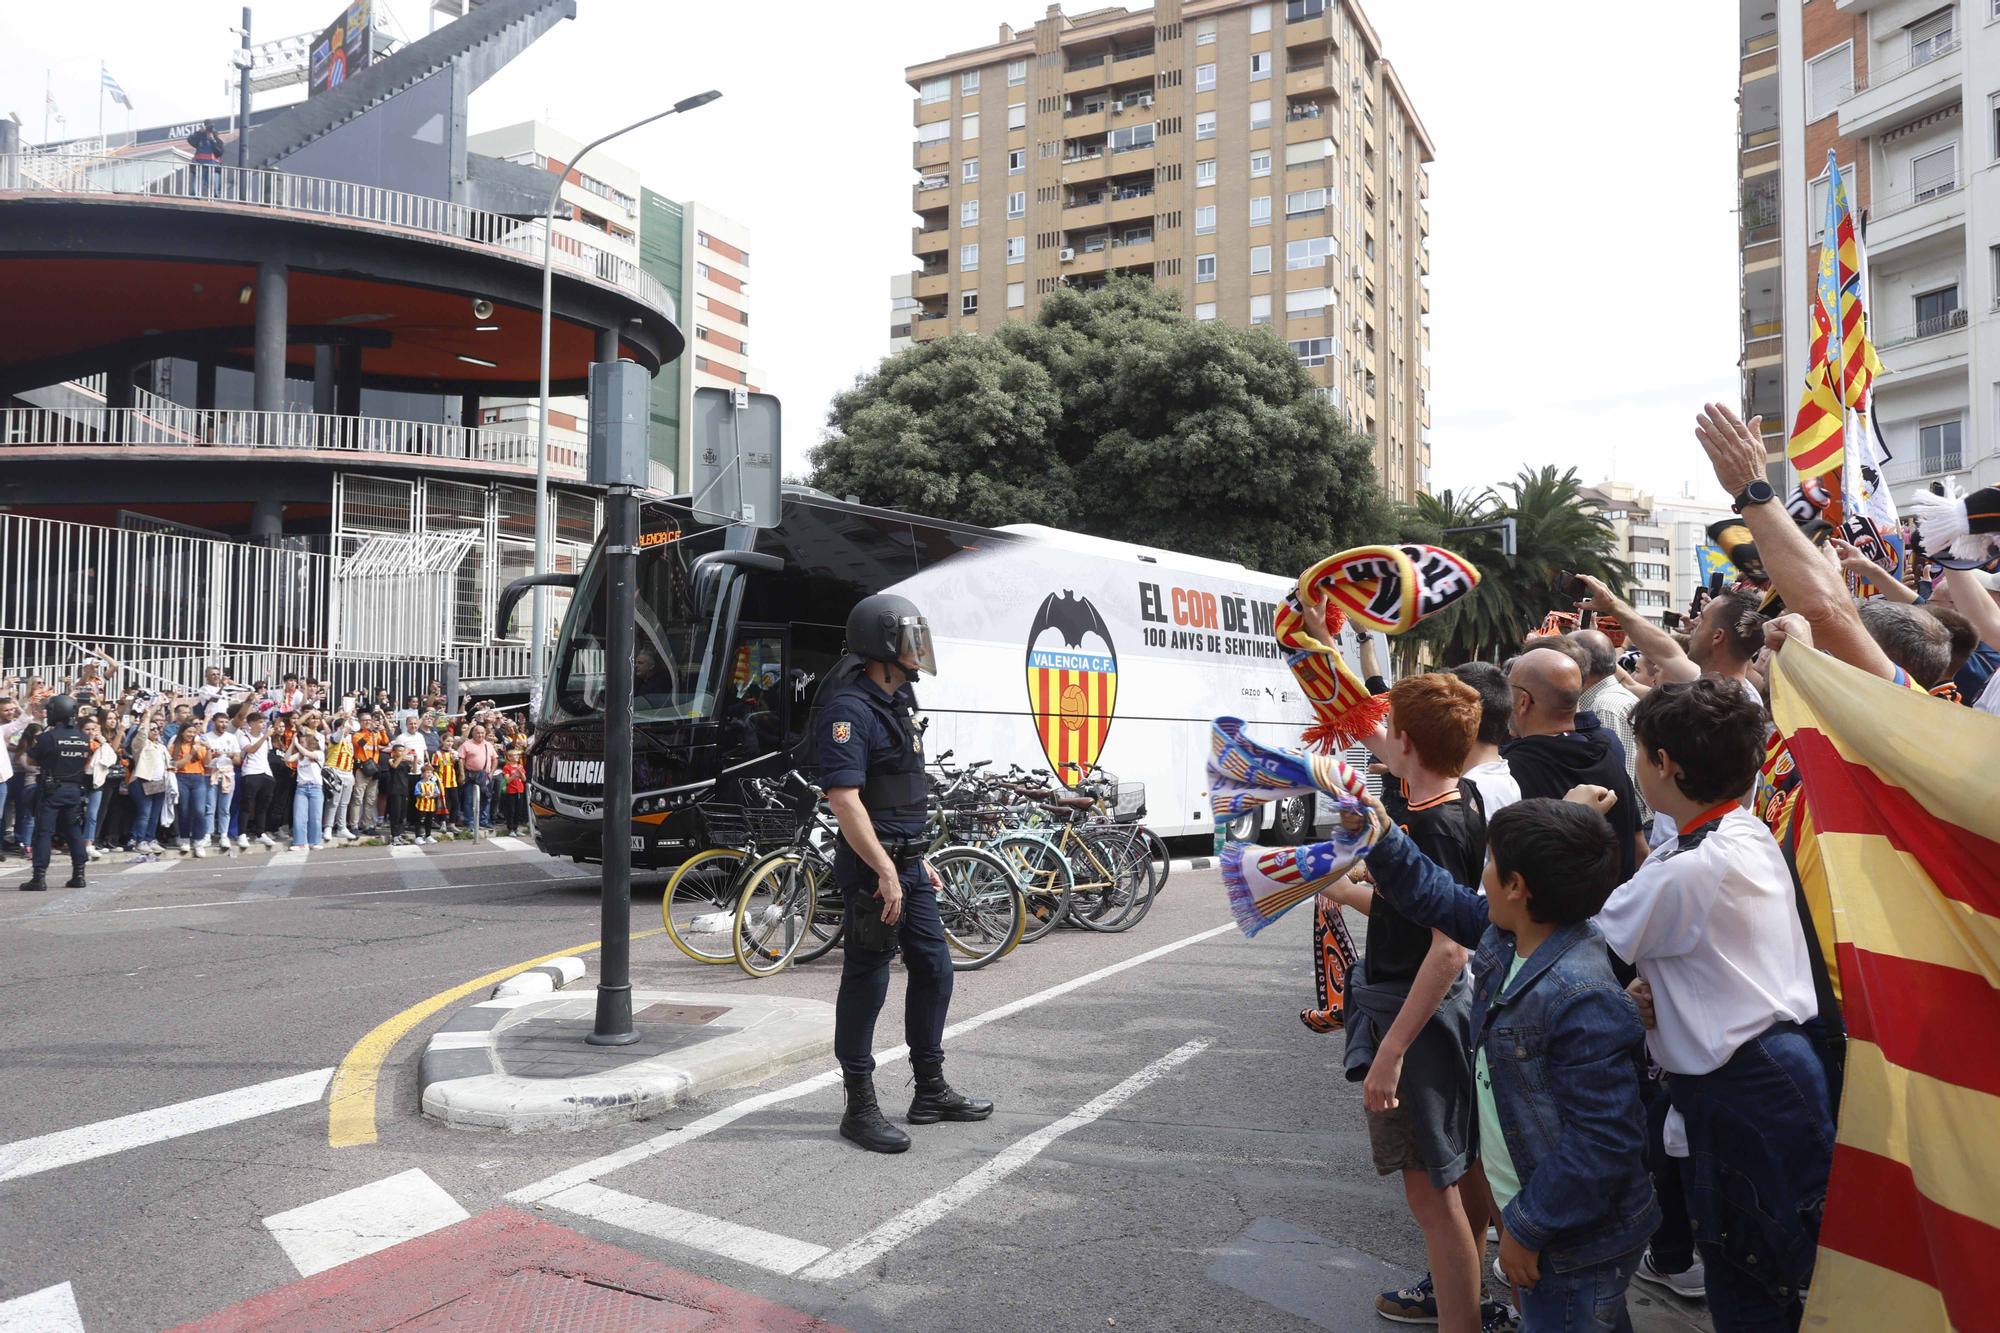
left=1271, top=795, right=1314, bottom=846
left=1226, top=810, right=1261, bottom=842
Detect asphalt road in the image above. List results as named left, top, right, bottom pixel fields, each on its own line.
left=0, top=839, right=1711, bottom=1333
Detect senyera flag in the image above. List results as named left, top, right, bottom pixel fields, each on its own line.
left=1767, top=643, right=2000, bottom=1330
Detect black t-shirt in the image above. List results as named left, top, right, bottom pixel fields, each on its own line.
left=1364, top=782, right=1486, bottom=985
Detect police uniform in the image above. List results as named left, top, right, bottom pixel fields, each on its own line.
left=27, top=717, right=91, bottom=887
left=816, top=672, right=954, bottom=1079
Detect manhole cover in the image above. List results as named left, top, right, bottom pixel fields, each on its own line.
left=632, top=1003, right=727, bottom=1025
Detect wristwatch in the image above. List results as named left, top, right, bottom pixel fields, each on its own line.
left=1731, top=479, right=1777, bottom=514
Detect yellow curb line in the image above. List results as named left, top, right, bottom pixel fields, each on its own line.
left=326, top=927, right=666, bottom=1147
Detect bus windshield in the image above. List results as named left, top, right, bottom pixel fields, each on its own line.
left=544, top=518, right=736, bottom=726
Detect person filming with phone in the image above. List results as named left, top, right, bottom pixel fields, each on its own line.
left=815, top=593, right=992, bottom=1155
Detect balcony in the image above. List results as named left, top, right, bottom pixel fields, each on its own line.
left=1864, top=175, right=1965, bottom=258
left=1285, top=105, right=1332, bottom=145
left=1286, top=59, right=1336, bottom=98
left=914, top=270, right=950, bottom=299
left=1877, top=308, right=1969, bottom=383
left=1109, top=188, right=1156, bottom=225
left=1062, top=194, right=1109, bottom=229
left=914, top=139, right=950, bottom=170
left=1742, top=319, right=1783, bottom=368
left=1837, top=36, right=1963, bottom=141
left=914, top=225, right=949, bottom=256
left=911, top=311, right=949, bottom=342
left=1110, top=93, right=1158, bottom=125
left=1878, top=306, right=1968, bottom=351
left=1284, top=9, right=1339, bottom=48
left=1063, top=54, right=1113, bottom=94
left=1109, top=48, right=1157, bottom=88
left=914, top=176, right=951, bottom=212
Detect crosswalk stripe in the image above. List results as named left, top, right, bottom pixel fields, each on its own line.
left=239, top=847, right=312, bottom=901
left=544, top=1183, right=831, bottom=1276
left=392, top=844, right=448, bottom=890
left=0, top=1281, right=85, bottom=1332
left=262, top=1168, right=469, bottom=1277
left=490, top=836, right=533, bottom=851
left=123, top=858, right=175, bottom=874
left=486, top=834, right=573, bottom=878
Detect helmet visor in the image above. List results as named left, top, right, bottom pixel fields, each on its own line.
left=897, top=616, right=939, bottom=677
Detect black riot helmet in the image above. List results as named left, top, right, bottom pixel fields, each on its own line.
left=844, top=593, right=938, bottom=678
left=44, top=694, right=79, bottom=727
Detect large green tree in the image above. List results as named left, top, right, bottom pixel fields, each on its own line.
left=1396, top=466, right=1631, bottom=665
left=811, top=278, right=1388, bottom=574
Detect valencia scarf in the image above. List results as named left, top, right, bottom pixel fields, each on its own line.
left=1274, top=544, right=1481, bottom=751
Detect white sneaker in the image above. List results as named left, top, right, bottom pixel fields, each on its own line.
left=1634, top=1251, right=1706, bottom=1300
left=290, top=845, right=307, bottom=853
left=87, top=845, right=104, bottom=861
left=178, top=840, right=192, bottom=855
left=258, top=833, right=275, bottom=847
left=238, top=834, right=251, bottom=850
left=192, top=843, right=208, bottom=858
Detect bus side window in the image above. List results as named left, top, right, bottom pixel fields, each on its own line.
left=786, top=621, right=846, bottom=751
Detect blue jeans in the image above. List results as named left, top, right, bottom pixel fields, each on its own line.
left=206, top=781, right=235, bottom=844
left=832, top=857, right=953, bottom=1077
left=127, top=779, right=161, bottom=845
left=1517, top=1243, right=1643, bottom=1332
left=174, top=773, right=209, bottom=844
left=291, top=782, right=323, bottom=848
left=15, top=781, right=37, bottom=849
left=84, top=787, right=105, bottom=845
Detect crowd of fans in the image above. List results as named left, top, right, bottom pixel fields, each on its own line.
left=0, top=665, right=534, bottom=858
left=1299, top=404, right=1996, bottom=1333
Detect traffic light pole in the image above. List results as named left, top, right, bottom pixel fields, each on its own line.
left=587, top=481, right=640, bottom=1046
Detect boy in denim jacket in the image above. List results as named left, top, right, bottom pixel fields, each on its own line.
left=1353, top=795, right=1659, bottom=1331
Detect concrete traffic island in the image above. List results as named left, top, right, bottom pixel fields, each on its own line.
left=419, top=970, right=836, bottom=1133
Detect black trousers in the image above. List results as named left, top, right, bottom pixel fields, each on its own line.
left=383, top=768, right=412, bottom=837
left=238, top=773, right=275, bottom=837
left=31, top=789, right=87, bottom=879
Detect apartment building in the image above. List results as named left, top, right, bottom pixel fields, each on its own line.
left=468, top=124, right=762, bottom=492
left=904, top=0, right=1435, bottom=502
left=1743, top=0, right=1999, bottom=507
left=1582, top=482, right=1679, bottom=622
left=890, top=273, right=920, bottom=350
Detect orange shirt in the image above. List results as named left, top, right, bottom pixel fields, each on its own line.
left=172, top=736, right=208, bottom=775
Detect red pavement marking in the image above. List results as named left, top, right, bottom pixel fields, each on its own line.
left=167, top=1207, right=847, bottom=1332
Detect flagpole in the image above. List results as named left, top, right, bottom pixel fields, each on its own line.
left=43, top=70, right=50, bottom=143
left=1825, top=151, right=1847, bottom=524
left=97, top=61, right=104, bottom=147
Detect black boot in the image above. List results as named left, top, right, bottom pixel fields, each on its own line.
left=64, top=873, right=86, bottom=889
left=908, top=1058, right=994, bottom=1124
left=840, top=1072, right=911, bottom=1153
left=18, top=875, right=46, bottom=892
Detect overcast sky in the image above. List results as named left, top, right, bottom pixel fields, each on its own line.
left=8, top=0, right=1737, bottom=506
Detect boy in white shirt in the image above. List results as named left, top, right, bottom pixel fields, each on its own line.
left=1596, top=679, right=1831, bottom=1332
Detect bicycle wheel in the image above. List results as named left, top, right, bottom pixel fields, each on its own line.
left=930, top=845, right=1025, bottom=971
left=788, top=853, right=846, bottom=965
left=987, top=831, right=1073, bottom=945
left=1065, top=827, right=1149, bottom=933
left=733, top=850, right=816, bottom=977
left=662, top=847, right=748, bottom=964
left=1140, top=826, right=1172, bottom=896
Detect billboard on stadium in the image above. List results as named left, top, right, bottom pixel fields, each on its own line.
left=308, top=0, right=375, bottom=98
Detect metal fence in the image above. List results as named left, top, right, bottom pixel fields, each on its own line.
left=1, top=151, right=672, bottom=317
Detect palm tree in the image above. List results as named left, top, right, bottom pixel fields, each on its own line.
left=1396, top=466, right=1630, bottom=665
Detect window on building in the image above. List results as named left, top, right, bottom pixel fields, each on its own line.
left=1805, top=42, right=1851, bottom=122
left=1111, top=122, right=1156, bottom=152
left=919, top=120, right=950, bottom=146
left=1251, top=52, right=1272, bottom=81
left=963, top=159, right=980, bottom=182
left=1920, top=417, right=1963, bottom=472
left=1907, top=7, right=1955, bottom=65
left=1196, top=253, right=1217, bottom=282
left=1911, top=142, right=1958, bottom=201
left=962, top=198, right=980, bottom=225
left=1196, top=111, right=1217, bottom=140
left=1286, top=287, right=1330, bottom=314
left=1992, top=92, right=2000, bottom=161
left=694, top=355, right=709, bottom=370
left=961, top=243, right=979, bottom=270
left=1196, top=158, right=1217, bottom=186
left=1195, top=302, right=1218, bottom=321
left=1289, top=337, right=1333, bottom=366
left=1196, top=17, right=1216, bottom=44
left=1007, top=235, right=1026, bottom=263
left=696, top=262, right=710, bottom=279
left=1250, top=99, right=1272, bottom=129
left=1008, top=191, right=1026, bottom=218
left=962, top=69, right=981, bottom=94
left=1251, top=244, right=1273, bottom=274
left=1250, top=195, right=1271, bottom=225
left=1250, top=150, right=1272, bottom=177
left=1286, top=235, right=1335, bottom=269
left=1287, top=0, right=1327, bottom=18
left=1008, top=281, right=1026, bottom=309
left=1009, top=102, right=1027, bottom=130
left=1251, top=293, right=1273, bottom=324
left=1008, top=58, right=1027, bottom=85
left=1250, top=3, right=1272, bottom=34
left=1991, top=243, right=2000, bottom=306
left=1195, top=205, right=1217, bottom=234
left=1009, top=148, right=1026, bottom=173
left=1196, top=63, right=1217, bottom=91
left=962, top=291, right=979, bottom=315
left=1286, top=187, right=1330, bottom=215
left=921, top=76, right=950, bottom=104
left=961, top=113, right=980, bottom=139
left=1914, top=283, right=1961, bottom=335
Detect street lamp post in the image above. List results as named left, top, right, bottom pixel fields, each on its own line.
left=530, top=89, right=722, bottom=702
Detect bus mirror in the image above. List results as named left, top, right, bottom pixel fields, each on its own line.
left=495, top=571, right=580, bottom=640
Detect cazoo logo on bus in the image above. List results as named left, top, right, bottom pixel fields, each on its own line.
left=551, top=759, right=605, bottom=786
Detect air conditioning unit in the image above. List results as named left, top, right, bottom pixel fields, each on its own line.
left=1060, top=247, right=1077, bottom=261
left=1137, top=93, right=1154, bottom=107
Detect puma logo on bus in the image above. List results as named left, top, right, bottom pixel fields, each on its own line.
left=1025, top=591, right=1117, bottom=788
left=552, top=759, right=605, bottom=786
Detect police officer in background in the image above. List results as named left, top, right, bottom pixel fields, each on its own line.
left=21, top=695, right=90, bottom=892
left=817, top=593, right=992, bottom=1153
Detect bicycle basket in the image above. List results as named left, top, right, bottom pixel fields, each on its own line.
left=1112, top=781, right=1147, bottom=821
left=699, top=801, right=805, bottom=849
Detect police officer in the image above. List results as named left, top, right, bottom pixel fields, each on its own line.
left=816, top=593, right=992, bottom=1153
left=21, top=695, right=90, bottom=892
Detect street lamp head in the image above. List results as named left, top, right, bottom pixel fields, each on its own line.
left=673, top=90, right=723, bottom=114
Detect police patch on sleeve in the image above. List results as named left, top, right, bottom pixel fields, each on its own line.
left=831, top=721, right=852, bottom=745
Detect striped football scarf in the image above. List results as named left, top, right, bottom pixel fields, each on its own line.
left=1274, top=543, right=1481, bottom=751
left=1206, top=717, right=1372, bottom=938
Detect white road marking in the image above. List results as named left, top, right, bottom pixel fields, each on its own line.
left=0, top=1281, right=85, bottom=1333
left=800, top=1038, right=1211, bottom=1281
left=263, top=1167, right=470, bottom=1277
left=510, top=920, right=1236, bottom=1205
left=123, top=858, right=175, bottom=874
left=490, top=836, right=534, bottom=851
left=487, top=834, right=575, bottom=878
left=388, top=844, right=425, bottom=859
left=0, top=1068, right=334, bottom=1185
left=543, top=1183, right=832, bottom=1276
left=90, top=872, right=593, bottom=916
left=238, top=848, right=311, bottom=901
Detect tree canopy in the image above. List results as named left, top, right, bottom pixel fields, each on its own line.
left=810, top=278, right=1389, bottom=575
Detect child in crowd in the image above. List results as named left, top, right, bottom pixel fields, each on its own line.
left=500, top=748, right=527, bottom=835
left=412, top=756, right=445, bottom=844
left=1596, top=680, right=1830, bottom=1332
left=1355, top=795, right=1657, bottom=1332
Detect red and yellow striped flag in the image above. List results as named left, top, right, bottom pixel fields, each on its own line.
left=1768, top=645, right=2000, bottom=1331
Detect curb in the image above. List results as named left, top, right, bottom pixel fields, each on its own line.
left=1169, top=857, right=1216, bottom=871
left=418, top=987, right=836, bottom=1134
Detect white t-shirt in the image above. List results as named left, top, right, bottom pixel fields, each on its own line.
left=293, top=739, right=323, bottom=786
left=1975, top=670, right=2000, bottom=716
left=204, top=730, right=241, bottom=776
left=389, top=731, right=429, bottom=767
left=1461, top=759, right=1520, bottom=816
left=238, top=730, right=273, bottom=777
left=0, top=715, right=24, bottom=784
left=1596, top=807, right=1817, bottom=1076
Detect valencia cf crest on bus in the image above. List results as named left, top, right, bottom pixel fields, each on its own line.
left=1025, top=591, right=1118, bottom=786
